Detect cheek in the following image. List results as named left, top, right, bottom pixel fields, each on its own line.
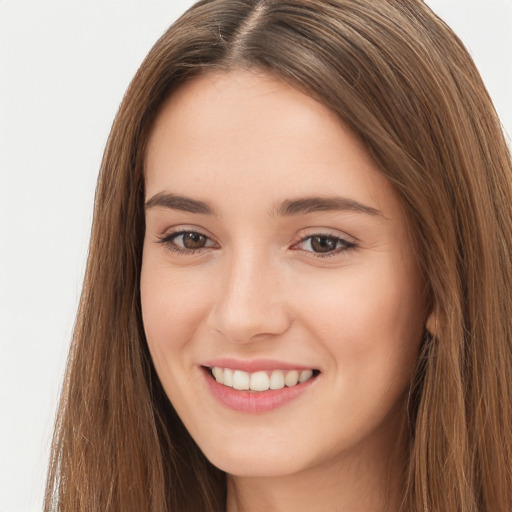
left=296, top=258, right=425, bottom=385
left=139, top=253, right=213, bottom=366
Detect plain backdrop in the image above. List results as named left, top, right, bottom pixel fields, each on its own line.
left=0, top=1, right=511, bottom=511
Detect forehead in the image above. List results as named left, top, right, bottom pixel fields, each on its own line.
left=143, top=69, right=400, bottom=220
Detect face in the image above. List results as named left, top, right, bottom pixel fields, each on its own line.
left=141, top=69, right=428, bottom=478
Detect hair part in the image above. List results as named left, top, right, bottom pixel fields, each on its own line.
left=46, top=1, right=512, bottom=511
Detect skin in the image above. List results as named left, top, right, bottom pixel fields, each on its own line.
left=141, top=69, right=431, bottom=512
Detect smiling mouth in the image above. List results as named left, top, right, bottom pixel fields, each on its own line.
left=206, top=366, right=320, bottom=392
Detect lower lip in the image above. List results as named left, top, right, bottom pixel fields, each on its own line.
left=202, top=367, right=317, bottom=413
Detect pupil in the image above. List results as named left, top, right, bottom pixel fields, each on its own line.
left=311, top=236, right=336, bottom=253
left=183, top=232, right=206, bottom=249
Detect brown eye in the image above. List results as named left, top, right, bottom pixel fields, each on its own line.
left=159, top=230, right=215, bottom=253
left=310, top=235, right=338, bottom=253
left=181, top=232, right=207, bottom=249
left=295, top=233, right=356, bottom=257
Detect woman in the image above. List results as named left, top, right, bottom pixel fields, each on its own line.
left=45, top=1, right=512, bottom=511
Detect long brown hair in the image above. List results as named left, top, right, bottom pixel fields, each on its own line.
left=45, top=1, right=512, bottom=511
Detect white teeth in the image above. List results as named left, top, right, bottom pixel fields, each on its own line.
left=223, top=368, right=233, bottom=387
left=210, top=367, right=316, bottom=391
left=269, top=370, right=285, bottom=390
left=284, top=370, right=299, bottom=387
left=250, top=371, right=270, bottom=391
left=299, top=369, right=313, bottom=383
left=212, top=367, right=224, bottom=384
left=232, top=370, right=250, bottom=390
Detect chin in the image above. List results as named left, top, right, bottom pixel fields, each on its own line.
left=199, top=438, right=308, bottom=478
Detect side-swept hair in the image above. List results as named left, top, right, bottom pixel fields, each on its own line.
left=45, top=1, right=512, bottom=510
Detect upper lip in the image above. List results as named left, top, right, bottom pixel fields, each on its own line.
left=201, top=358, right=319, bottom=373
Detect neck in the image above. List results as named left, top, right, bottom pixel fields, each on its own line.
left=226, top=418, right=407, bottom=512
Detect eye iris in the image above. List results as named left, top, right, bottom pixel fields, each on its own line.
left=310, top=235, right=337, bottom=253
left=182, top=232, right=206, bottom=249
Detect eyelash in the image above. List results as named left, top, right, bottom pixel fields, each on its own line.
left=293, top=233, right=357, bottom=258
left=157, top=231, right=216, bottom=256
left=156, top=230, right=357, bottom=258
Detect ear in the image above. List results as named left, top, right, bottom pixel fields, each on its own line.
left=425, top=308, right=440, bottom=338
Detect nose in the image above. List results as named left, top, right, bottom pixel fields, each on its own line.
left=207, top=248, right=292, bottom=343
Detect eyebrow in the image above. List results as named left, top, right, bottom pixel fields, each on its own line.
left=271, top=196, right=381, bottom=217
left=145, top=192, right=381, bottom=217
left=145, top=192, right=217, bottom=215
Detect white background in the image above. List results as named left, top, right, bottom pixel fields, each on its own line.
left=0, top=1, right=510, bottom=511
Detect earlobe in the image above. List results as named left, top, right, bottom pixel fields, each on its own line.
left=425, top=309, right=439, bottom=338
